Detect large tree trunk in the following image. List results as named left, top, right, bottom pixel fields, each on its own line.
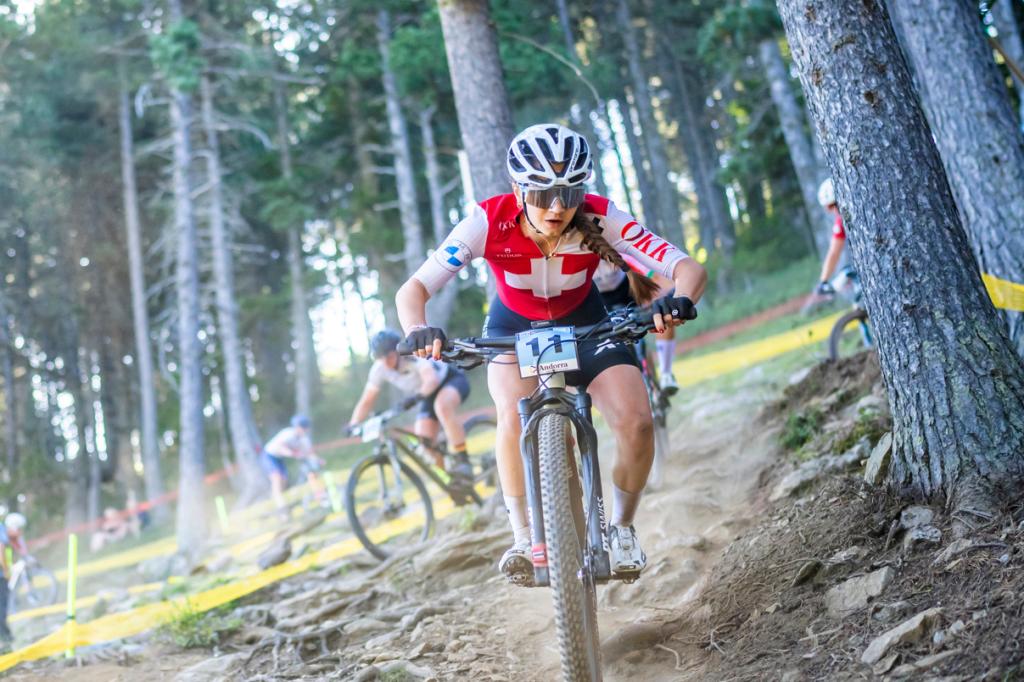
left=615, top=0, right=681, bottom=238
left=168, top=0, right=206, bottom=556
left=618, top=92, right=660, bottom=227
left=991, top=0, right=1024, bottom=125
left=889, top=0, right=1024, bottom=358
left=273, top=80, right=317, bottom=418
left=420, top=106, right=458, bottom=328
left=759, top=37, right=828, bottom=256
left=378, top=10, right=426, bottom=277
left=0, top=298, right=19, bottom=488
left=778, top=0, right=1024, bottom=515
left=199, top=75, right=264, bottom=503
left=118, top=60, right=167, bottom=522
left=438, top=0, right=515, bottom=202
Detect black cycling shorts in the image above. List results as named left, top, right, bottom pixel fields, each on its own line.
left=417, top=369, right=470, bottom=421
left=599, top=275, right=635, bottom=310
left=482, top=284, right=639, bottom=387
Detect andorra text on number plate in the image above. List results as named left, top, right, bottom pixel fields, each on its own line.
left=361, top=415, right=383, bottom=443
left=515, top=326, right=580, bottom=378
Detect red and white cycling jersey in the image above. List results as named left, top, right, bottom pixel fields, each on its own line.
left=412, top=193, right=688, bottom=319
left=832, top=212, right=846, bottom=240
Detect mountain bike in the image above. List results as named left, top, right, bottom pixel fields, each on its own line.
left=345, top=410, right=497, bottom=560
left=826, top=268, right=873, bottom=361
left=8, top=555, right=58, bottom=613
left=407, top=304, right=682, bottom=682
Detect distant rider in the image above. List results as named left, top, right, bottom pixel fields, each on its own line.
left=261, top=415, right=325, bottom=519
left=349, top=330, right=474, bottom=490
left=0, top=513, right=28, bottom=644
left=814, top=178, right=846, bottom=296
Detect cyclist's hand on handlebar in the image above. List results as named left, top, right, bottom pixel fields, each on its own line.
left=651, top=294, right=697, bottom=332
left=399, top=394, right=420, bottom=411
left=815, top=280, right=836, bottom=296
left=400, top=326, right=447, bottom=360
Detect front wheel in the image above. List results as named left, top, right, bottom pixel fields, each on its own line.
left=828, top=307, right=872, bottom=361
left=11, top=564, right=58, bottom=613
left=538, top=413, right=602, bottom=682
left=345, top=453, right=434, bottom=561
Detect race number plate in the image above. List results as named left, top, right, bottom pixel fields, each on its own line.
left=361, top=415, right=383, bottom=443
left=515, top=326, right=579, bottom=378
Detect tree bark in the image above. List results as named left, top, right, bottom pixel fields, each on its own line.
left=419, top=106, right=458, bottom=328
left=378, top=10, right=426, bottom=278
left=118, top=59, right=167, bottom=522
left=759, top=37, right=828, bottom=256
left=619, top=92, right=660, bottom=228
left=273, top=80, right=317, bottom=418
left=0, top=298, right=19, bottom=486
left=168, top=0, right=207, bottom=555
left=199, top=75, right=264, bottom=502
left=889, top=0, right=1024, bottom=358
left=778, top=0, right=1024, bottom=514
left=616, top=0, right=681, bottom=238
left=438, top=0, right=516, bottom=202
left=991, top=0, right=1024, bottom=125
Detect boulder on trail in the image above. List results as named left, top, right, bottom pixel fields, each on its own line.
left=825, top=566, right=895, bottom=617
left=864, top=432, right=892, bottom=485
left=860, top=607, right=943, bottom=665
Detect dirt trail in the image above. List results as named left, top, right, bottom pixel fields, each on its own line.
left=9, top=360, right=799, bottom=681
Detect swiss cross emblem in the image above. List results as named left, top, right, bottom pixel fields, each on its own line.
left=504, top=257, right=587, bottom=297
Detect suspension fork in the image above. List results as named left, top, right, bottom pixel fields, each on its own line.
left=574, top=391, right=611, bottom=582
left=518, top=396, right=550, bottom=587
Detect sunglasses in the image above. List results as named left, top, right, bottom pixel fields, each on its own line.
left=521, top=185, right=586, bottom=209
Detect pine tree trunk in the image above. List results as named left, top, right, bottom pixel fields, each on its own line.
left=118, top=60, right=167, bottom=522
left=759, top=38, right=829, bottom=256
left=274, top=81, right=317, bottom=418
left=991, top=0, right=1024, bottom=125
left=420, top=106, right=458, bottom=328
left=168, top=0, right=206, bottom=555
left=616, top=0, right=681, bottom=237
left=62, top=336, right=90, bottom=528
left=889, top=0, right=1024, bottom=358
left=778, top=0, right=1024, bottom=514
left=0, top=299, right=19, bottom=485
left=437, top=0, right=515, bottom=202
left=619, top=92, right=660, bottom=227
left=378, top=10, right=426, bottom=278
left=199, top=76, right=264, bottom=502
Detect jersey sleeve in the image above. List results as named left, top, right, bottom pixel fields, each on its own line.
left=411, top=204, right=489, bottom=296
left=832, top=214, right=846, bottom=240
left=600, top=201, right=688, bottom=279
left=365, top=360, right=384, bottom=390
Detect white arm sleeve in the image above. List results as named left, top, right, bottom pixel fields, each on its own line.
left=411, top=204, right=489, bottom=296
left=600, top=201, right=688, bottom=279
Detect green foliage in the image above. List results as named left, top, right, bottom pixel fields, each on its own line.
left=149, top=19, right=204, bottom=93
left=780, top=407, right=823, bottom=451
left=159, top=601, right=242, bottom=649
left=381, top=669, right=414, bottom=682
left=832, top=407, right=888, bottom=454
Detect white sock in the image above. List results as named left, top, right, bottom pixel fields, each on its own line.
left=656, top=340, right=676, bottom=378
left=611, top=484, right=642, bottom=527
left=504, top=495, right=531, bottom=545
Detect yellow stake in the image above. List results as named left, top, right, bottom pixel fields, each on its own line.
left=65, top=534, right=78, bottom=659
left=215, top=496, right=230, bottom=534
left=323, top=472, right=343, bottom=514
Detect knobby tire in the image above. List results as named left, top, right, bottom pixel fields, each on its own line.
left=345, top=453, right=434, bottom=561
left=828, top=307, right=870, bottom=361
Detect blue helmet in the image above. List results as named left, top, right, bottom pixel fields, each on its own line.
left=370, top=329, right=402, bottom=358
left=290, top=414, right=311, bottom=429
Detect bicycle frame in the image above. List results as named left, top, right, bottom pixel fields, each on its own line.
left=369, top=424, right=480, bottom=504
left=517, top=381, right=612, bottom=588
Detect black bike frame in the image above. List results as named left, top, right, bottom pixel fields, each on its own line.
left=517, top=387, right=612, bottom=588
left=373, top=428, right=483, bottom=505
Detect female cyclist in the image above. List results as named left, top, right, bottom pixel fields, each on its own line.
left=395, top=124, right=706, bottom=584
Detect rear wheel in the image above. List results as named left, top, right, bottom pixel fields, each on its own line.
left=345, top=453, right=434, bottom=560
left=538, top=413, right=602, bottom=682
left=828, top=307, right=872, bottom=361
left=11, top=564, right=58, bottom=613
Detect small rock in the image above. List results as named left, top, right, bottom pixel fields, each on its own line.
left=353, top=666, right=381, bottom=682
left=872, top=600, right=912, bottom=623
left=677, top=534, right=709, bottom=551
left=345, top=618, right=391, bottom=637
left=826, top=437, right=872, bottom=472
left=381, top=660, right=435, bottom=679
left=860, top=607, right=943, bottom=665
left=864, top=432, right=892, bottom=485
left=872, top=652, right=899, bottom=675
left=623, top=651, right=644, bottom=663
left=770, top=461, right=826, bottom=501
left=949, top=620, right=966, bottom=636
left=933, top=538, right=974, bottom=565
left=972, top=610, right=987, bottom=621
left=788, top=367, right=812, bottom=386
left=899, top=506, right=935, bottom=530
left=174, top=653, right=245, bottom=681
left=365, top=630, right=401, bottom=650
left=257, top=540, right=292, bottom=570
left=903, top=525, right=942, bottom=551
left=854, top=394, right=884, bottom=414
left=889, top=649, right=960, bottom=677
left=792, top=560, right=822, bottom=586
left=999, top=553, right=1011, bottom=564
left=932, top=629, right=947, bottom=647
left=780, top=670, right=802, bottom=682
left=826, top=566, right=895, bottom=617
left=827, top=545, right=867, bottom=567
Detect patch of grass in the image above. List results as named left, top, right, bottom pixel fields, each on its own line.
left=159, top=600, right=242, bottom=649
left=381, top=669, right=414, bottom=682
left=456, top=507, right=479, bottom=533
left=780, top=407, right=824, bottom=451
left=832, top=407, right=888, bottom=454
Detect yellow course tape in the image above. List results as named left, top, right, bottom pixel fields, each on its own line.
left=2, top=312, right=843, bottom=672
left=983, top=273, right=1024, bottom=312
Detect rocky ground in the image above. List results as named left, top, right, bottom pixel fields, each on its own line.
left=10, top=349, right=1023, bottom=681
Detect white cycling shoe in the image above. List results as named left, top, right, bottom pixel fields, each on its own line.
left=499, top=541, right=535, bottom=587
left=608, top=524, right=647, bottom=576
left=659, top=372, right=679, bottom=396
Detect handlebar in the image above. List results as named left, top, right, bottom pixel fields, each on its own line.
left=397, top=305, right=677, bottom=369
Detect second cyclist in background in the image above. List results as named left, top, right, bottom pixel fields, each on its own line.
left=262, top=415, right=326, bottom=519
left=594, top=258, right=680, bottom=394
left=349, top=330, right=475, bottom=493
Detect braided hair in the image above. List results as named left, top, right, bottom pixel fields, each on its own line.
left=571, top=213, right=662, bottom=304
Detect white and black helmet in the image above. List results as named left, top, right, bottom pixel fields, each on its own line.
left=5, top=512, right=25, bottom=532
left=817, top=178, right=836, bottom=208
left=507, top=124, right=593, bottom=188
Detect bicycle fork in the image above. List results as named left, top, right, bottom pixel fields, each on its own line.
left=517, top=389, right=613, bottom=588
